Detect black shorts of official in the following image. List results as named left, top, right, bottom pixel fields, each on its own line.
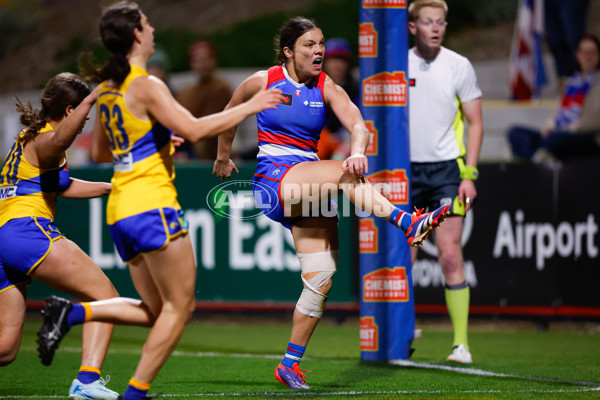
left=411, top=159, right=465, bottom=216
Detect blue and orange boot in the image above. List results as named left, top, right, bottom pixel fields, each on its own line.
left=274, top=362, right=311, bottom=390
left=405, top=205, right=450, bottom=247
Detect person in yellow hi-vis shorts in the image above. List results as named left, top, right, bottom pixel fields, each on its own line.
left=407, top=0, right=484, bottom=364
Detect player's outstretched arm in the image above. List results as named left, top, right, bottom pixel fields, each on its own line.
left=137, top=75, right=280, bottom=143
left=61, top=178, right=111, bottom=199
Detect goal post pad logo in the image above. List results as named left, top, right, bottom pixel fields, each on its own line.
left=365, top=120, right=378, bottom=155
left=360, top=316, right=379, bottom=351
left=362, top=0, right=407, bottom=8
left=363, top=267, right=410, bottom=302
left=359, top=23, right=378, bottom=58
left=359, top=218, right=378, bottom=253
left=362, top=71, right=407, bottom=106
left=366, top=169, right=409, bottom=204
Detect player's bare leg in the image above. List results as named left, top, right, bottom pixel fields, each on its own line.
left=0, top=286, right=27, bottom=366
left=33, top=238, right=120, bottom=398
left=281, top=160, right=449, bottom=247
left=127, top=235, right=196, bottom=387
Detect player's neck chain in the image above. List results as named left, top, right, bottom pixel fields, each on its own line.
left=420, top=59, right=433, bottom=71
left=415, top=47, right=440, bottom=71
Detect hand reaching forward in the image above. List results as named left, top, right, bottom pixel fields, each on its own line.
left=342, top=153, right=369, bottom=177
left=246, top=88, right=283, bottom=114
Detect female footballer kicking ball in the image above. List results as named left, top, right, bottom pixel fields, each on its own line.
left=213, top=16, right=449, bottom=390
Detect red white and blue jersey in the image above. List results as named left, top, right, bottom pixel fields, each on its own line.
left=256, top=65, right=327, bottom=164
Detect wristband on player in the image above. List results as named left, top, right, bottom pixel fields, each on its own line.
left=461, top=165, right=479, bottom=181
left=347, top=153, right=367, bottom=159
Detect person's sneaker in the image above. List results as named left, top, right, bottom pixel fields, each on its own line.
left=37, top=295, right=73, bottom=366
left=274, top=362, right=311, bottom=390
left=405, top=205, right=450, bottom=247
left=447, top=344, right=472, bottom=364
left=69, top=377, right=119, bottom=399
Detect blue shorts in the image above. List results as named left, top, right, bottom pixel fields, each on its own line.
left=253, top=160, right=298, bottom=230
left=109, top=208, right=189, bottom=263
left=411, top=159, right=465, bottom=216
left=253, top=159, right=338, bottom=230
left=0, top=217, right=64, bottom=293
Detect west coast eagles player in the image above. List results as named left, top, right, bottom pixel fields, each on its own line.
left=0, top=73, right=120, bottom=399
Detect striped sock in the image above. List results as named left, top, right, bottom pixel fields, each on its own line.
left=281, top=342, right=306, bottom=368
left=77, top=366, right=100, bottom=384
left=123, top=378, right=150, bottom=400
left=389, top=208, right=410, bottom=231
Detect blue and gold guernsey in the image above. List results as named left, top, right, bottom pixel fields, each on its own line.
left=98, top=64, right=180, bottom=225
left=0, top=124, right=71, bottom=227
left=0, top=125, right=70, bottom=291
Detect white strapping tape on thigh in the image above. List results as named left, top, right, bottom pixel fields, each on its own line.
left=296, top=250, right=338, bottom=274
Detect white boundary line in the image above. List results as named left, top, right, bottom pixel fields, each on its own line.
left=2, top=387, right=600, bottom=399
left=7, top=347, right=598, bottom=399
left=389, top=359, right=600, bottom=387
left=169, top=387, right=600, bottom=396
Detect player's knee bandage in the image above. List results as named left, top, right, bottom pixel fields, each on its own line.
left=295, top=250, right=338, bottom=318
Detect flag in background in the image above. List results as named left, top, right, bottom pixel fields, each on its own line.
left=509, top=0, right=547, bottom=100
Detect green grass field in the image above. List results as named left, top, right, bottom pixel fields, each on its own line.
left=1, top=314, right=599, bottom=399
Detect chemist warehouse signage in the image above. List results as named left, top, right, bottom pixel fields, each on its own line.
left=413, top=161, right=600, bottom=314
left=362, top=71, right=407, bottom=106
left=24, top=162, right=600, bottom=313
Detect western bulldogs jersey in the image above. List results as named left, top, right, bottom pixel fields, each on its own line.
left=0, top=125, right=71, bottom=227
left=256, top=65, right=327, bottom=163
